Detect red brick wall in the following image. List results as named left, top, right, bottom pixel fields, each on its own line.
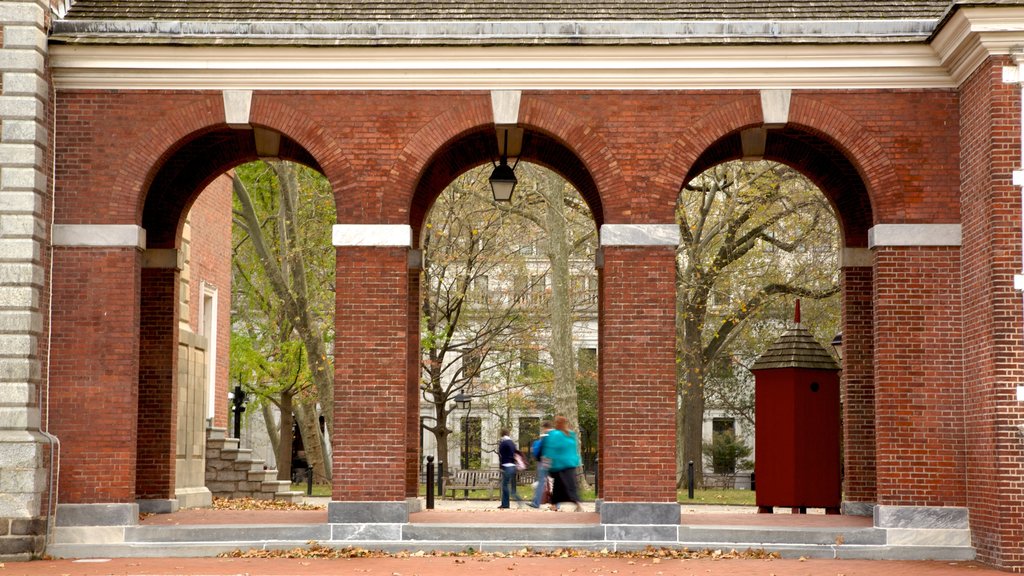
left=186, top=173, right=234, bottom=429
left=136, top=267, right=177, bottom=500
left=49, top=248, right=140, bottom=503
left=406, top=266, right=421, bottom=497
left=598, top=245, right=677, bottom=502
left=873, top=246, right=964, bottom=506
left=841, top=265, right=876, bottom=504
left=960, top=55, right=1024, bottom=570
left=333, top=247, right=409, bottom=501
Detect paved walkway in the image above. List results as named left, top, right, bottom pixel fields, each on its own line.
left=9, top=556, right=1007, bottom=575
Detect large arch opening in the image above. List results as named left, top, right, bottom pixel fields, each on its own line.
left=135, top=125, right=333, bottom=511
left=681, top=126, right=876, bottom=510
left=407, top=126, right=604, bottom=512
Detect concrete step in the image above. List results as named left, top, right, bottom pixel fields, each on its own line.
left=272, top=491, right=306, bottom=504
left=45, top=523, right=977, bottom=561
left=259, top=480, right=293, bottom=493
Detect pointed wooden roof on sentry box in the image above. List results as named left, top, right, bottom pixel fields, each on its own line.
left=751, top=326, right=840, bottom=372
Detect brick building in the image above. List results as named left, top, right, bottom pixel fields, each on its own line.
left=2, top=0, right=1024, bottom=569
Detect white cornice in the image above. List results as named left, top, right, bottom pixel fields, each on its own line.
left=50, top=43, right=955, bottom=90
left=932, top=7, right=1024, bottom=86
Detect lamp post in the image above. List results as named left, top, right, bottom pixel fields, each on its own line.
left=230, top=385, right=246, bottom=439
left=453, top=393, right=472, bottom=469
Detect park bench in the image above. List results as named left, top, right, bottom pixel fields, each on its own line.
left=444, top=468, right=538, bottom=499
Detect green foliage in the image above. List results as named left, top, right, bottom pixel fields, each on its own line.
left=702, top=430, right=753, bottom=474
left=231, top=160, right=336, bottom=405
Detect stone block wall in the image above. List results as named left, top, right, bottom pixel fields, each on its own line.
left=205, top=428, right=302, bottom=503
left=0, top=0, right=50, bottom=561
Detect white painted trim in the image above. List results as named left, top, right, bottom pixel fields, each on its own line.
left=222, top=89, right=253, bottom=127
left=841, top=247, right=872, bottom=268
left=52, top=224, right=146, bottom=248
left=931, top=7, right=1024, bottom=86
left=1014, top=170, right=1024, bottom=187
left=867, top=224, right=961, bottom=248
left=200, top=283, right=219, bottom=421
left=49, top=44, right=957, bottom=90
left=332, top=224, right=412, bottom=247
left=491, top=90, right=521, bottom=125
left=600, top=224, right=679, bottom=246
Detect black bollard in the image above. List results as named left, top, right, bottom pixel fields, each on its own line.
left=437, top=460, right=445, bottom=497
left=306, top=462, right=313, bottom=496
left=425, top=456, right=435, bottom=509
left=687, top=460, right=695, bottom=500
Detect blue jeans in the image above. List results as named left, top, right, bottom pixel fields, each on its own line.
left=500, top=466, right=521, bottom=508
left=531, top=462, right=549, bottom=507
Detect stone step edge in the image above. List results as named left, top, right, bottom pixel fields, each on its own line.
left=44, top=540, right=976, bottom=561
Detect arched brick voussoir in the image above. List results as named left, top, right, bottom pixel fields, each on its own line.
left=517, top=96, right=627, bottom=223
left=106, top=95, right=226, bottom=224
left=785, top=95, right=904, bottom=222
left=248, top=95, right=352, bottom=211
left=653, top=94, right=764, bottom=207
left=385, top=96, right=493, bottom=224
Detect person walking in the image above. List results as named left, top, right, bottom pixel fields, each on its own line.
left=528, top=420, right=553, bottom=509
left=545, top=415, right=583, bottom=512
left=497, top=429, right=524, bottom=509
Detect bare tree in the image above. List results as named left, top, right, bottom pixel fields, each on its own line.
left=675, top=160, right=839, bottom=488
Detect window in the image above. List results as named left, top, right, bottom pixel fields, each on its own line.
left=460, top=417, right=482, bottom=470
left=518, top=417, right=540, bottom=454
left=711, top=417, right=737, bottom=474
left=462, top=350, right=482, bottom=381
left=577, top=347, right=597, bottom=374
left=520, top=347, right=539, bottom=373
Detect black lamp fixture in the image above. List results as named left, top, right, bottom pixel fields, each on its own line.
left=831, top=332, right=843, bottom=361
left=489, top=128, right=518, bottom=202
left=453, top=392, right=472, bottom=410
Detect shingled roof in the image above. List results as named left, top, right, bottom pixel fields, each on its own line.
left=49, top=0, right=1024, bottom=46
left=62, top=1, right=956, bottom=21
left=750, top=326, right=840, bottom=372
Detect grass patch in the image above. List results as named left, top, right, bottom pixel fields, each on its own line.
left=291, top=482, right=331, bottom=497
left=678, top=488, right=756, bottom=506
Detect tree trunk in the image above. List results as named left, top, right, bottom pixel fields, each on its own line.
left=261, top=401, right=282, bottom=476
left=543, top=175, right=590, bottom=489
left=679, top=312, right=706, bottom=489
left=295, top=399, right=330, bottom=484
left=276, top=389, right=294, bottom=481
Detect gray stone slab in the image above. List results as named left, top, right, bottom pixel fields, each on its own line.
left=46, top=540, right=316, bottom=559
left=874, top=505, right=969, bottom=529
left=125, top=524, right=329, bottom=543
left=842, top=501, right=874, bottom=517
left=331, top=523, right=403, bottom=541
left=402, top=523, right=603, bottom=542
left=329, top=501, right=408, bottom=524
left=678, top=525, right=885, bottom=545
left=56, top=503, right=138, bottom=527
left=136, top=499, right=178, bottom=515
left=604, top=524, right=678, bottom=542
left=600, top=502, right=680, bottom=525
